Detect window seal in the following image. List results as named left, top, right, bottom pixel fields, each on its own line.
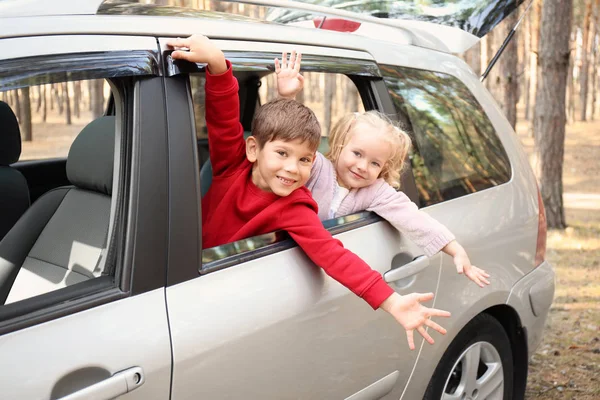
left=165, top=50, right=381, bottom=77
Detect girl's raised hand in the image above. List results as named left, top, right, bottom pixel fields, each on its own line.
left=275, top=51, right=304, bottom=100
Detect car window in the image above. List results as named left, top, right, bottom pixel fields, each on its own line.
left=191, top=67, right=375, bottom=269
left=0, top=49, right=159, bottom=332
left=381, top=65, right=511, bottom=207
left=259, top=71, right=364, bottom=139
left=2, top=80, right=110, bottom=161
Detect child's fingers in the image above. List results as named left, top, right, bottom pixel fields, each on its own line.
left=427, top=307, right=451, bottom=318
left=289, top=50, right=296, bottom=69
left=281, top=51, right=288, bottom=69
left=415, top=292, right=434, bottom=303
left=294, top=52, right=302, bottom=72
left=456, top=263, right=464, bottom=274
left=418, top=326, right=435, bottom=344
left=406, top=330, right=415, bottom=350
left=166, top=37, right=191, bottom=49
left=274, top=58, right=281, bottom=73
left=171, top=50, right=195, bottom=61
left=425, top=318, right=447, bottom=335
left=298, top=74, right=305, bottom=85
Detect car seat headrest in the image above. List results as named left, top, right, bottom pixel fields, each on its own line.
left=67, top=116, right=115, bottom=195
left=0, top=101, right=22, bottom=166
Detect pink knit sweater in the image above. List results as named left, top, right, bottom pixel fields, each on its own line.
left=306, top=152, right=455, bottom=257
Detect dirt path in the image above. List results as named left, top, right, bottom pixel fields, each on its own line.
left=515, top=119, right=600, bottom=399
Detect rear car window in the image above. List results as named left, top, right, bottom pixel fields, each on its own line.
left=381, top=65, right=511, bottom=206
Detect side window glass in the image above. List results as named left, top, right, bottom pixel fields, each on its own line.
left=191, top=68, right=370, bottom=268
left=0, top=77, right=120, bottom=314
left=381, top=65, right=511, bottom=207
left=259, top=72, right=364, bottom=142
left=3, top=80, right=110, bottom=162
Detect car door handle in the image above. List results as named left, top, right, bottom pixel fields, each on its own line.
left=384, top=255, right=430, bottom=283
left=58, top=367, right=145, bottom=400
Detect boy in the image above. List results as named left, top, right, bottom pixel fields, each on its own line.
left=168, top=35, right=450, bottom=350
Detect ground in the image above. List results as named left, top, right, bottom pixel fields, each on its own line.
left=516, top=119, right=600, bottom=399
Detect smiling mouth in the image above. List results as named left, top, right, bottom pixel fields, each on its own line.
left=277, top=176, right=297, bottom=186
left=350, top=171, right=364, bottom=180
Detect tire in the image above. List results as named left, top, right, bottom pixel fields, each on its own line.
left=424, top=313, right=514, bottom=400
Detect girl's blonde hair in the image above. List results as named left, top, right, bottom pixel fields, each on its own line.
left=325, top=111, right=411, bottom=189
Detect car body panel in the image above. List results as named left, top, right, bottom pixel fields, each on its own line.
left=0, top=289, right=172, bottom=399
left=167, top=221, right=442, bottom=399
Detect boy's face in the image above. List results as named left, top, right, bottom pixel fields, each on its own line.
left=247, top=137, right=315, bottom=196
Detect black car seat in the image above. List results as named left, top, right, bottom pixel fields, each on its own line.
left=0, top=116, right=115, bottom=305
left=0, top=101, right=30, bottom=241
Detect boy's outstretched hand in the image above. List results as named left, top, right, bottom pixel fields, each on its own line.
left=275, top=51, right=304, bottom=100
left=379, top=292, right=450, bottom=350
left=167, top=34, right=227, bottom=75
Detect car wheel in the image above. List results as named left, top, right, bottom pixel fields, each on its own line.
left=424, top=313, right=513, bottom=400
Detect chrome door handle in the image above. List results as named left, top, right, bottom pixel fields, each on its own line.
left=58, top=367, right=145, bottom=400
left=384, top=255, right=430, bottom=283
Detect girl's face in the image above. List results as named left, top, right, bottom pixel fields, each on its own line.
left=335, top=126, right=392, bottom=189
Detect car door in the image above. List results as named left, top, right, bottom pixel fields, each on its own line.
left=161, top=40, right=443, bottom=400
left=0, top=35, right=172, bottom=399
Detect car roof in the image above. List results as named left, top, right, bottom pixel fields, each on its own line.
left=0, top=0, right=482, bottom=54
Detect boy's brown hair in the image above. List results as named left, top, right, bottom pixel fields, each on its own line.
left=251, top=98, right=321, bottom=152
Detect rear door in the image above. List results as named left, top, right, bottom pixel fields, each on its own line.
left=0, top=34, right=172, bottom=399
left=162, top=39, right=443, bottom=399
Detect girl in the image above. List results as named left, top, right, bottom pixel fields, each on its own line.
left=275, top=51, right=490, bottom=287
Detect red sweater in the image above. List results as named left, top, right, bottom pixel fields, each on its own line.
left=201, top=62, right=394, bottom=309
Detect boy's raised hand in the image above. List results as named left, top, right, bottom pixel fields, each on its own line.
left=167, top=34, right=227, bottom=75
left=379, top=292, right=450, bottom=350
left=275, top=51, right=304, bottom=100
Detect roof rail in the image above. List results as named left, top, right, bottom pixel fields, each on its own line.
left=227, top=0, right=479, bottom=53
left=0, top=0, right=105, bottom=18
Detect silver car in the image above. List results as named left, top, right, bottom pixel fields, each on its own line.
left=0, top=0, right=554, bottom=399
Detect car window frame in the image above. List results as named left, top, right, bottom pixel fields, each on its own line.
left=0, top=42, right=167, bottom=335
left=178, top=50, right=422, bottom=278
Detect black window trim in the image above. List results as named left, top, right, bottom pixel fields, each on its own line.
left=0, top=50, right=160, bottom=92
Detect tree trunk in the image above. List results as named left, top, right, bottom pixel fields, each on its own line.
left=528, top=0, right=543, bottom=121
left=63, top=82, right=72, bottom=125
left=501, top=11, right=519, bottom=129
left=580, top=0, right=594, bottom=121
left=14, top=89, right=21, bottom=122
left=42, top=84, right=47, bottom=122
left=464, top=42, right=481, bottom=76
left=36, top=85, right=43, bottom=113
left=53, top=84, right=63, bottom=115
left=91, top=79, right=105, bottom=118
left=568, top=29, right=576, bottom=125
left=524, top=11, right=532, bottom=119
left=592, top=1, right=600, bottom=120
left=534, top=0, right=572, bottom=229
left=323, top=75, right=336, bottom=135
left=21, top=87, right=32, bottom=141
left=74, top=81, right=81, bottom=118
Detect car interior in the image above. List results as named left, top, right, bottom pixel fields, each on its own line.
left=0, top=82, right=119, bottom=307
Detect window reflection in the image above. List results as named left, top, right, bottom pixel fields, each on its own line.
left=381, top=65, right=511, bottom=206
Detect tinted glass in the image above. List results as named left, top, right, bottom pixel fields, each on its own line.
left=381, top=65, right=511, bottom=207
